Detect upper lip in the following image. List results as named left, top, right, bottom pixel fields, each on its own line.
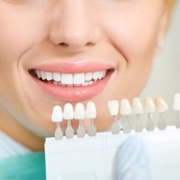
left=31, top=61, right=114, bottom=73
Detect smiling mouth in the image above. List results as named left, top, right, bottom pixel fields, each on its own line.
left=28, top=62, right=114, bottom=102
left=29, top=69, right=112, bottom=87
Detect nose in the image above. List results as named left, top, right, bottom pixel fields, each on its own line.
left=48, top=1, right=101, bottom=53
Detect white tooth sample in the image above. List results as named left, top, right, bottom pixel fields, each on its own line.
left=75, top=103, right=86, bottom=137
left=63, top=103, right=74, bottom=120
left=63, top=103, right=74, bottom=138
left=45, top=72, right=53, bottom=81
left=53, top=72, right=61, bottom=82
left=120, top=99, right=132, bottom=133
left=144, top=97, right=156, bottom=113
left=98, top=71, right=105, bottom=80
left=61, top=73, right=73, bottom=85
left=36, top=70, right=41, bottom=78
left=155, top=96, right=168, bottom=112
left=92, top=71, right=99, bottom=81
left=173, top=93, right=180, bottom=111
left=85, top=72, right=93, bottom=81
left=41, top=71, right=46, bottom=80
left=51, top=105, right=63, bottom=122
left=85, top=101, right=97, bottom=119
left=144, top=97, right=156, bottom=131
left=132, top=97, right=144, bottom=114
left=86, top=101, right=97, bottom=136
left=74, top=103, right=85, bottom=119
left=108, top=100, right=120, bottom=134
left=108, top=100, right=119, bottom=116
left=73, top=73, right=85, bottom=85
left=132, top=97, right=144, bottom=132
left=51, top=105, right=63, bottom=140
left=120, top=99, right=132, bottom=115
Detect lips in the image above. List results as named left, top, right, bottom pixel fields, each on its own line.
left=29, top=61, right=114, bottom=102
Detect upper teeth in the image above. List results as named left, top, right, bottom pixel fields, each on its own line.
left=35, top=70, right=106, bottom=86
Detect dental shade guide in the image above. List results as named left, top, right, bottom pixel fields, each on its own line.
left=63, top=103, right=75, bottom=139
left=120, top=99, right=132, bottom=133
left=107, top=100, right=120, bottom=134
left=132, top=97, right=144, bottom=132
left=75, top=103, right=86, bottom=138
left=173, top=93, right=180, bottom=128
left=155, top=96, right=168, bottom=130
left=46, top=95, right=180, bottom=180
left=86, top=101, right=97, bottom=137
left=144, top=97, right=156, bottom=131
left=51, top=105, right=63, bottom=140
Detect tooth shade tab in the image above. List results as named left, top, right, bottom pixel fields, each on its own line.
left=144, top=97, right=156, bottom=113
left=132, top=97, right=144, bottom=114
left=108, top=100, right=119, bottom=116
left=63, top=103, right=74, bottom=120
left=173, top=93, right=180, bottom=111
left=120, top=99, right=132, bottom=115
left=155, top=96, right=168, bottom=112
left=51, top=105, right=63, bottom=123
left=85, top=101, right=96, bottom=119
left=74, top=103, right=85, bottom=119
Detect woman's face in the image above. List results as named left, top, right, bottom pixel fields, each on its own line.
left=0, top=0, right=167, bottom=136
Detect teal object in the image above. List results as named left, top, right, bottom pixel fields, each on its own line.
left=0, top=152, right=45, bottom=180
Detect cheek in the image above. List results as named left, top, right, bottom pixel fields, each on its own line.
left=99, top=4, right=163, bottom=63
left=0, top=8, right=46, bottom=64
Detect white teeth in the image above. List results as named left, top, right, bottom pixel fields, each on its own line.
left=108, top=100, right=119, bottom=116
left=36, top=70, right=41, bottom=78
left=98, top=71, right=105, bottom=80
left=155, top=96, right=168, bottom=112
left=74, top=103, right=85, bottom=119
left=35, top=70, right=107, bottom=86
left=73, top=73, right=85, bottom=85
left=51, top=105, right=63, bottom=123
left=61, top=73, right=73, bottom=85
left=92, top=72, right=99, bottom=81
left=41, top=71, right=46, bottom=80
left=45, top=72, right=53, bottom=81
left=85, top=72, right=93, bottom=81
left=144, top=97, right=156, bottom=113
left=63, top=103, right=74, bottom=120
left=173, top=93, right=180, bottom=111
left=120, top=99, right=132, bottom=115
left=132, top=97, right=144, bottom=114
left=53, top=73, right=61, bottom=82
left=85, top=101, right=96, bottom=119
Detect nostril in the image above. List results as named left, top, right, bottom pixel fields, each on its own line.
left=59, top=42, right=69, bottom=47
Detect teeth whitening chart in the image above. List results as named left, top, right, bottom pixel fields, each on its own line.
left=45, top=3, right=180, bottom=180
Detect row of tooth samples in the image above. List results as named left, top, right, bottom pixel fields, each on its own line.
left=51, top=102, right=97, bottom=140
left=107, top=96, right=169, bottom=134
left=36, top=70, right=106, bottom=86
left=173, top=93, right=180, bottom=128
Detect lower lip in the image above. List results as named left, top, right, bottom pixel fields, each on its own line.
left=31, top=72, right=112, bottom=102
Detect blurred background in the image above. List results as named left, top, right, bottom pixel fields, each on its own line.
left=141, top=1, right=180, bottom=125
